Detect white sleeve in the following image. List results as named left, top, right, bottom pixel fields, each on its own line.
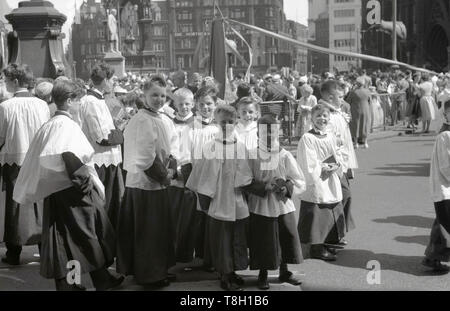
left=437, top=134, right=450, bottom=181
left=285, top=151, right=306, bottom=194
left=297, top=135, right=322, bottom=185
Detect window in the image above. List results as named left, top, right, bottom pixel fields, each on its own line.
left=80, top=44, right=85, bottom=55
left=334, top=39, right=355, bottom=47
left=178, top=23, right=193, bottom=33
left=177, top=56, right=185, bottom=68
left=334, top=24, right=355, bottom=32
left=153, top=26, right=163, bottom=36
left=156, top=56, right=165, bottom=68
left=334, top=9, right=355, bottom=18
left=230, top=9, right=246, bottom=19
left=153, top=42, right=164, bottom=51
left=177, top=11, right=192, bottom=20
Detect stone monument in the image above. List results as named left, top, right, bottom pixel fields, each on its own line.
left=103, top=7, right=125, bottom=78
left=5, top=0, right=70, bottom=78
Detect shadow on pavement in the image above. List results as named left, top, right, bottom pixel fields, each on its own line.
left=328, top=249, right=433, bottom=277
left=373, top=215, right=434, bottom=229
left=394, top=235, right=430, bottom=247
left=369, top=163, right=430, bottom=177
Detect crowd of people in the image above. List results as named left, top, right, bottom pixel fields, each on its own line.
left=0, top=61, right=450, bottom=292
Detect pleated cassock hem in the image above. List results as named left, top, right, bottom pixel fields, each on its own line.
left=39, top=183, right=116, bottom=280
left=207, top=216, right=249, bottom=275
left=298, top=201, right=345, bottom=245
left=425, top=200, right=450, bottom=262
left=116, top=187, right=175, bottom=285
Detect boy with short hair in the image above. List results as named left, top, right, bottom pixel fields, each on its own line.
left=117, top=76, right=176, bottom=287
left=170, top=88, right=198, bottom=263
left=0, top=64, right=50, bottom=265
left=423, top=100, right=450, bottom=273
left=187, top=105, right=253, bottom=291
left=14, top=80, right=123, bottom=290
left=245, top=115, right=306, bottom=290
left=297, top=104, right=345, bottom=261
left=79, top=64, right=124, bottom=229
left=235, top=97, right=260, bottom=151
left=319, top=80, right=358, bottom=238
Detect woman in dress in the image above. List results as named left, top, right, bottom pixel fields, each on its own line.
left=419, top=74, right=437, bottom=133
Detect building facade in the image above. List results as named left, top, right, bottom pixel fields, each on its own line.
left=71, top=0, right=308, bottom=77
left=361, top=0, right=449, bottom=72
left=72, top=0, right=108, bottom=80
left=307, top=0, right=361, bottom=74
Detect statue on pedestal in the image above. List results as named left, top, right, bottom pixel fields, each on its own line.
left=108, top=9, right=119, bottom=53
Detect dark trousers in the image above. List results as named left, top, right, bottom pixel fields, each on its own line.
left=341, top=174, right=355, bottom=232
left=5, top=242, right=41, bottom=260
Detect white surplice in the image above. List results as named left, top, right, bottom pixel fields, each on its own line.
left=430, top=130, right=450, bottom=203
left=186, top=139, right=253, bottom=222
left=297, top=131, right=343, bottom=204
left=235, top=120, right=258, bottom=151
left=79, top=90, right=122, bottom=167
left=0, top=93, right=50, bottom=166
left=13, top=112, right=104, bottom=205
left=123, top=109, right=173, bottom=191
left=247, top=148, right=306, bottom=218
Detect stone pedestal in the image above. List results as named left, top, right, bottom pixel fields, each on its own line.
left=5, top=0, right=68, bottom=79
left=103, top=51, right=125, bottom=78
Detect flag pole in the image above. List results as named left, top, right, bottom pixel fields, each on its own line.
left=392, top=0, right=397, bottom=61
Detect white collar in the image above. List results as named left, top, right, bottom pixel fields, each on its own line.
left=175, top=112, right=193, bottom=122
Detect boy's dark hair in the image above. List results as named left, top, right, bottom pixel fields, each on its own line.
left=311, top=103, right=331, bottom=117
left=236, top=82, right=251, bottom=99
left=214, top=104, right=237, bottom=120
left=3, top=63, right=34, bottom=88
left=195, top=85, right=219, bottom=102
left=444, top=100, right=450, bottom=112
left=90, top=65, right=107, bottom=86
left=257, top=114, right=279, bottom=126
left=52, top=80, right=84, bottom=109
left=320, top=80, right=342, bottom=97
left=237, top=97, right=261, bottom=113
left=143, top=75, right=167, bottom=91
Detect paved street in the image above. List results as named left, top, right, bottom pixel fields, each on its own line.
left=1, top=126, right=450, bottom=291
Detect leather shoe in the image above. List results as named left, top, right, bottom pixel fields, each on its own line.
left=230, top=273, right=244, bottom=286
left=422, top=258, right=450, bottom=273
left=97, top=275, right=125, bottom=291
left=325, top=246, right=338, bottom=255
left=220, top=280, right=243, bottom=291
left=1, top=256, right=20, bottom=266
left=257, top=276, right=270, bottom=290
left=279, top=271, right=302, bottom=285
left=310, top=246, right=337, bottom=261
left=167, top=273, right=177, bottom=282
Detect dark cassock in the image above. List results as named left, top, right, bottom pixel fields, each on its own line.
left=170, top=113, right=198, bottom=263
left=186, top=138, right=253, bottom=277
left=296, top=130, right=346, bottom=251
left=79, top=88, right=125, bottom=229
left=13, top=111, right=119, bottom=290
left=117, top=108, right=176, bottom=285
left=0, top=90, right=50, bottom=264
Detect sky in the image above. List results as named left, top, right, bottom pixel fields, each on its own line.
left=5, top=0, right=309, bottom=49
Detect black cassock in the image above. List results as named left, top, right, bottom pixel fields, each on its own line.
left=40, top=165, right=115, bottom=280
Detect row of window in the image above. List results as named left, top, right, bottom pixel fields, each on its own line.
left=334, top=9, right=355, bottom=18
left=334, top=39, right=355, bottom=47
left=334, top=24, right=355, bottom=32
left=334, top=55, right=355, bottom=62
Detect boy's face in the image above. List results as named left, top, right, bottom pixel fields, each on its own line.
left=324, top=89, right=344, bottom=107
left=311, top=110, right=330, bottom=131
left=216, top=112, right=237, bottom=138
left=144, top=85, right=166, bottom=111
left=175, top=97, right=194, bottom=118
left=197, top=95, right=216, bottom=119
left=238, top=104, right=258, bottom=122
